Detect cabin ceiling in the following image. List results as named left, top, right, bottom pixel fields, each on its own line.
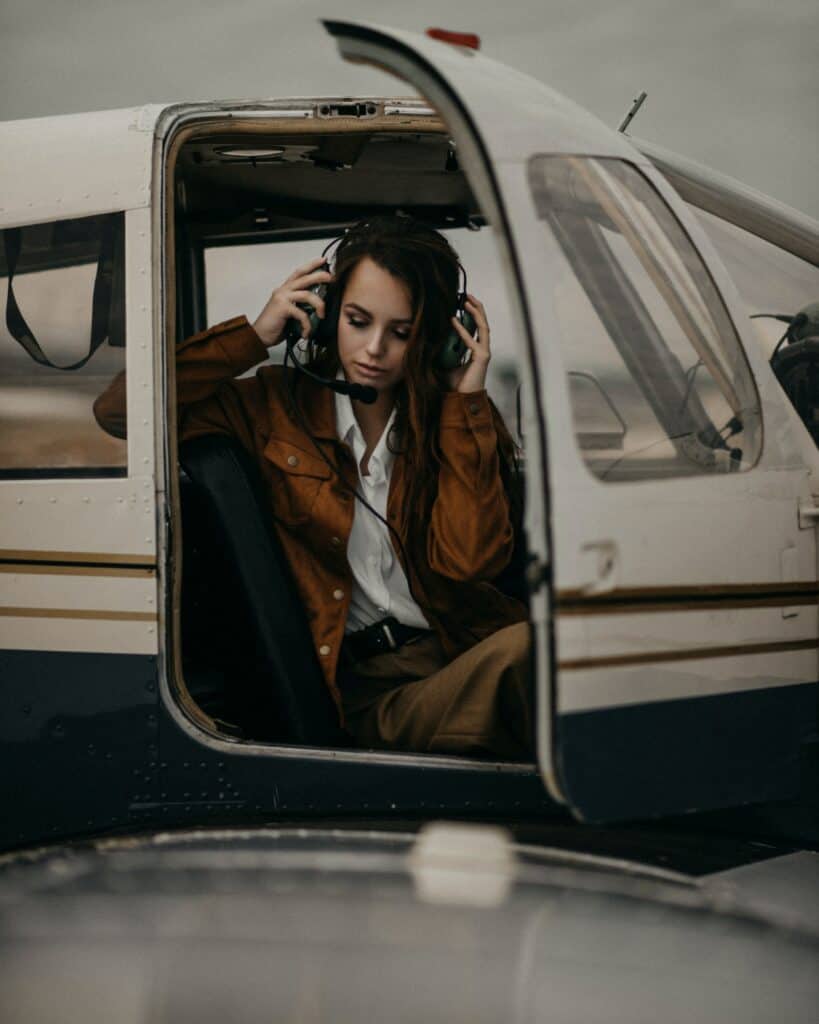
left=176, top=130, right=480, bottom=237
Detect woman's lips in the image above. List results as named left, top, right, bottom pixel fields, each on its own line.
left=355, top=362, right=386, bottom=378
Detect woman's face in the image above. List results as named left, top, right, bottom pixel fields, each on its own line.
left=336, top=256, right=414, bottom=397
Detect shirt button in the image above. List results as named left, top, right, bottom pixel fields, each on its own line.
left=468, top=402, right=480, bottom=415
left=332, top=589, right=344, bottom=601
left=287, top=454, right=299, bottom=467
left=319, top=644, right=331, bottom=656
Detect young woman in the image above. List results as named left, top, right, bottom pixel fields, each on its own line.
left=95, top=216, right=533, bottom=760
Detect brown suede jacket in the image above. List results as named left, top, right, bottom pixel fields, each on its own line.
left=94, top=316, right=527, bottom=715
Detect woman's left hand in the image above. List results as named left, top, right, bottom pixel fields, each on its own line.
left=448, top=294, right=491, bottom=393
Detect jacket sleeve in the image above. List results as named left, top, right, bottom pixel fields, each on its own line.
left=427, top=390, right=515, bottom=582
left=93, top=316, right=269, bottom=448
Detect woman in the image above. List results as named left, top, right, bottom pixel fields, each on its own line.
left=95, top=216, right=533, bottom=760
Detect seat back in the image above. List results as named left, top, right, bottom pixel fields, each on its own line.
left=178, top=434, right=345, bottom=746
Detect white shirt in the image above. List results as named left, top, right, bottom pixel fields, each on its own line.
left=334, top=389, right=430, bottom=634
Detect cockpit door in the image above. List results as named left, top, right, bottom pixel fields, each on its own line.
left=324, top=20, right=818, bottom=822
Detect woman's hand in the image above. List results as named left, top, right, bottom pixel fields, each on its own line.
left=448, top=294, right=491, bottom=393
left=252, top=255, right=333, bottom=348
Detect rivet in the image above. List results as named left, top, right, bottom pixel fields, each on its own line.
left=319, top=644, right=331, bottom=656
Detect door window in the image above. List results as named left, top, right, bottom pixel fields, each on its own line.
left=528, top=157, right=762, bottom=482
left=0, top=213, right=126, bottom=478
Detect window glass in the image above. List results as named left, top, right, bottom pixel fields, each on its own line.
left=203, top=227, right=524, bottom=445
left=0, top=213, right=127, bottom=477
left=529, top=156, right=762, bottom=482
left=693, top=207, right=819, bottom=358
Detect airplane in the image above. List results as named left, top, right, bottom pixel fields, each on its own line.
left=0, top=19, right=817, bottom=861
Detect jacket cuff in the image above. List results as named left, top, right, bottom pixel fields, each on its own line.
left=439, top=389, right=493, bottom=429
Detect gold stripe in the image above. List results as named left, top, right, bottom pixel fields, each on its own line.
left=559, top=638, right=818, bottom=671
left=0, top=550, right=155, bottom=567
left=556, top=582, right=819, bottom=615
left=0, top=564, right=155, bottom=579
left=0, top=607, right=157, bottom=622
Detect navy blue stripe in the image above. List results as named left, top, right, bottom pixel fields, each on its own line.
left=557, top=682, right=817, bottom=823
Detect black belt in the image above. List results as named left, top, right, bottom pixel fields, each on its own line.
left=341, top=615, right=431, bottom=665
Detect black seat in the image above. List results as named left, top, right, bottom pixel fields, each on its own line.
left=178, top=433, right=346, bottom=746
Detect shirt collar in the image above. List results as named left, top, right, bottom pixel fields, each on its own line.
left=334, top=372, right=396, bottom=482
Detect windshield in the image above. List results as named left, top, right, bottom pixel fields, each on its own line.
left=528, top=156, right=762, bottom=482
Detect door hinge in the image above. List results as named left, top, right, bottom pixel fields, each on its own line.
left=525, top=556, right=550, bottom=593
left=315, top=101, right=381, bottom=119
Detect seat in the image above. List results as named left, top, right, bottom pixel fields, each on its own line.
left=178, top=433, right=346, bottom=746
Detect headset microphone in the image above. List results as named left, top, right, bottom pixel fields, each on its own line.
left=284, top=337, right=377, bottom=404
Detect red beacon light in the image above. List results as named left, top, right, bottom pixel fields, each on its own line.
left=426, top=28, right=481, bottom=51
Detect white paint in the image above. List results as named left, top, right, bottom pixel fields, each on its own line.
left=559, top=651, right=817, bottom=713
left=0, top=107, right=159, bottom=227
left=0, top=616, right=158, bottom=656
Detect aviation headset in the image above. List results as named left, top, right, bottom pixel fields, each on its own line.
left=753, top=301, right=819, bottom=446
left=282, top=217, right=477, bottom=404
left=280, top=217, right=482, bottom=633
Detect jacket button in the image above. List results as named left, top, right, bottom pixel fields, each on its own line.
left=468, top=402, right=480, bottom=415
left=319, top=644, right=331, bottom=656
left=330, top=536, right=342, bottom=547
left=333, top=589, right=344, bottom=601
left=287, top=454, right=299, bottom=467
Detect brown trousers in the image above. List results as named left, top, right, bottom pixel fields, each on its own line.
left=337, top=622, right=534, bottom=761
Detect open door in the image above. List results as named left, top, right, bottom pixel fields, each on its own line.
left=324, top=20, right=819, bottom=821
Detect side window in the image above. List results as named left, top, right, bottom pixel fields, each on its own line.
left=0, top=213, right=126, bottom=478
left=528, top=156, right=762, bottom=482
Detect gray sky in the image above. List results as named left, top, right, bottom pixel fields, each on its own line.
left=1, top=0, right=817, bottom=217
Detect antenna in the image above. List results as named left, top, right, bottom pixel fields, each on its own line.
left=618, top=91, right=648, bottom=133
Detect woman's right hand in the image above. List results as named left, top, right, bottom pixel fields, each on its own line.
left=251, top=256, right=333, bottom=348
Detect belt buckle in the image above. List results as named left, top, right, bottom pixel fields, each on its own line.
left=380, top=620, right=398, bottom=651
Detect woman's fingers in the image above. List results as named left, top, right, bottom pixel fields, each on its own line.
left=289, top=266, right=333, bottom=292
left=452, top=295, right=490, bottom=362
left=290, top=289, right=327, bottom=319
left=285, top=301, right=313, bottom=339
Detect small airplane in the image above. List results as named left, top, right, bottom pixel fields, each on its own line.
left=0, top=18, right=817, bottom=860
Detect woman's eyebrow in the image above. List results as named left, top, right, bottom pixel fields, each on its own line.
left=344, top=301, right=412, bottom=324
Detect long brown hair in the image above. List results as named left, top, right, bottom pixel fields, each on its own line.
left=303, top=216, right=521, bottom=542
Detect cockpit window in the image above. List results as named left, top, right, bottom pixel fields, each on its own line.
left=528, top=156, right=762, bottom=482
left=0, top=213, right=126, bottom=478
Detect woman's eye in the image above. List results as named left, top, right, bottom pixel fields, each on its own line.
left=394, top=330, right=410, bottom=341
left=347, top=317, right=368, bottom=329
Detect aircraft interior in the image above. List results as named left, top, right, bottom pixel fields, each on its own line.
left=169, top=116, right=531, bottom=749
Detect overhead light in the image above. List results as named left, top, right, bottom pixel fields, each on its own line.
left=216, top=147, right=285, bottom=160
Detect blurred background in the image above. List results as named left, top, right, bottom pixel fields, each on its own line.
left=1, top=0, right=817, bottom=217
left=1, top=0, right=817, bottom=474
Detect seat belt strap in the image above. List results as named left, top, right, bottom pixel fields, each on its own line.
left=3, top=215, right=117, bottom=372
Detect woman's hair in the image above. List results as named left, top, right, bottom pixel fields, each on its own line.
left=300, top=215, right=522, bottom=551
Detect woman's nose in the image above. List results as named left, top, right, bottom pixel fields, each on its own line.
left=365, top=328, right=386, bottom=357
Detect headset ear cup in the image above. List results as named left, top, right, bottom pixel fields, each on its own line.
left=436, top=301, right=475, bottom=371
left=314, top=286, right=340, bottom=348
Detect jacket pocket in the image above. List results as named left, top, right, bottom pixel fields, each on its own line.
left=263, top=438, right=332, bottom=526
